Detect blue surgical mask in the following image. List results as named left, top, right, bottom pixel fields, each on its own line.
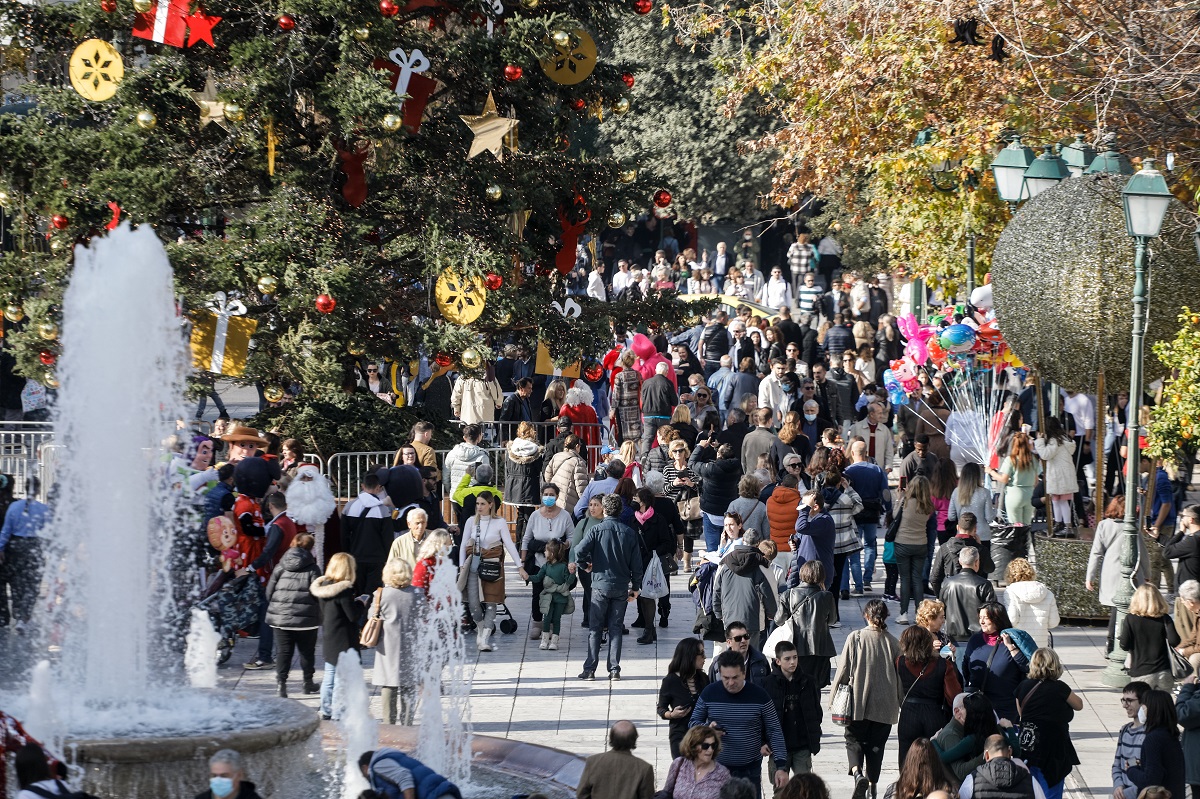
left=210, top=777, right=235, bottom=798
left=783, top=385, right=795, bottom=393
left=804, top=413, right=817, bottom=422
left=542, top=496, right=557, bottom=508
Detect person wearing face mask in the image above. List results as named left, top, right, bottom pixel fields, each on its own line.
left=1111, top=681, right=1150, bottom=799
left=520, top=483, right=574, bottom=644
left=798, top=399, right=834, bottom=445
left=196, top=750, right=262, bottom=799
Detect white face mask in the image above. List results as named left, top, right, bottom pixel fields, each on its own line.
left=1137, top=705, right=1147, bottom=724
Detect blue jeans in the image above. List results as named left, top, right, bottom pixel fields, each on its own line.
left=319, top=650, right=361, bottom=717
left=1029, top=766, right=1063, bottom=799
left=859, top=523, right=878, bottom=586
left=254, top=584, right=273, bottom=662
left=702, top=514, right=722, bottom=553
left=584, top=593, right=629, bottom=675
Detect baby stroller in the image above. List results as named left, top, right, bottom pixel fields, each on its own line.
left=194, top=572, right=263, bottom=664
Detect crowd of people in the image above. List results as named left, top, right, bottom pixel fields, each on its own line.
left=4, top=229, right=1200, bottom=799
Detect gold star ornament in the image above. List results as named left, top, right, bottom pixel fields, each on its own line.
left=192, top=72, right=229, bottom=130
left=459, top=92, right=518, bottom=161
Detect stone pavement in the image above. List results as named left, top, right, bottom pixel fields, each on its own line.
left=224, top=566, right=1130, bottom=799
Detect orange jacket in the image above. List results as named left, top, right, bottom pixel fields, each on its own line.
left=766, top=485, right=803, bottom=552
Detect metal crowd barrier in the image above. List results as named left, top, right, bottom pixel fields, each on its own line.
left=0, top=423, right=56, bottom=499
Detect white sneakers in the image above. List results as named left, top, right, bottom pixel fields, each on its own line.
left=897, top=614, right=910, bottom=625
left=539, top=632, right=551, bottom=650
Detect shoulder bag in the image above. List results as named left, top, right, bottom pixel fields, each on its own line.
left=476, top=518, right=504, bottom=583
left=1015, top=679, right=1043, bottom=757
left=676, top=482, right=702, bottom=521
left=652, top=756, right=684, bottom=799
left=885, top=504, right=903, bottom=543
left=832, top=630, right=856, bottom=725
left=358, top=588, right=384, bottom=648
left=1168, top=618, right=1194, bottom=679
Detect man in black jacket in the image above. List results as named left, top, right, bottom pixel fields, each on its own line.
left=707, top=621, right=771, bottom=686
left=939, top=547, right=997, bottom=665
left=1163, top=504, right=1200, bottom=589
left=764, top=640, right=823, bottom=776
left=700, top=310, right=732, bottom=379
left=930, top=513, right=995, bottom=594
left=497, top=377, right=541, bottom=442
left=639, top=362, right=678, bottom=458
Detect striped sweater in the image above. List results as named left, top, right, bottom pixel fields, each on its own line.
left=1113, top=721, right=1145, bottom=795
left=689, top=681, right=789, bottom=770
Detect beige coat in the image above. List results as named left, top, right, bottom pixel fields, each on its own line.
left=848, top=418, right=894, bottom=471
left=831, top=625, right=903, bottom=724
left=450, top=376, right=502, bottom=424
left=542, top=449, right=589, bottom=511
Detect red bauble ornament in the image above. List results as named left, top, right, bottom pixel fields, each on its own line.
left=653, top=189, right=672, bottom=208
left=633, top=0, right=652, bottom=14
left=379, top=0, right=399, bottom=16
left=100, top=0, right=116, bottom=12
left=484, top=272, right=503, bottom=290
left=39, top=350, right=56, bottom=366
left=584, top=362, right=604, bottom=382
left=315, top=293, right=337, bottom=313
left=503, top=64, right=523, bottom=82
left=621, top=72, right=635, bottom=89
left=434, top=353, right=452, bottom=368
left=277, top=13, right=295, bottom=29
left=570, top=98, right=586, bottom=111
left=51, top=214, right=69, bottom=230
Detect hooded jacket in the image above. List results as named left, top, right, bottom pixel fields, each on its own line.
left=450, top=375, right=502, bottom=425
left=543, top=448, right=590, bottom=512
left=443, top=441, right=489, bottom=497
left=1003, top=580, right=1060, bottom=648
left=766, top=484, right=803, bottom=553
left=690, top=444, right=743, bottom=516
left=311, top=575, right=363, bottom=659
left=265, top=546, right=321, bottom=629
left=714, top=545, right=776, bottom=636
left=503, top=438, right=544, bottom=506
left=763, top=663, right=823, bottom=754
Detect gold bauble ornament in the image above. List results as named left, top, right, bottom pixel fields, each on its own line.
left=461, top=346, right=483, bottom=370
left=257, top=275, right=279, bottom=294
left=352, top=26, right=371, bottom=41
left=607, top=210, right=626, bottom=228
left=382, top=113, right=403, bottom=131
left=347, top=340, right=367, bottom=356
left=49, top=240, right=62, bottom=252
left=550, top=29, right=571, bottom=48
left=618, top=168, right=637, bottom=184
left=3, top=304, right=24, bottom=323
left=38, top=322, right=59, bottom=341
left=434, top=269, right=487, bottom=325
left=135, top=109, right=157, bottom=129
left=68, top=39, right=125, bottom=102
left=263, top=385, right=285, bottom=403
left=612, top=97, right=631, bottom=115
left=0, top=191, right=10, bottom=208
left=495, top=309, right=513, bottom=326
left=224, top=103, right=245, bottom=123
left=520, top=0, right=539, bottom=7
left=485, top=184, right=503, bottom=202
left=132, top=0, right=152, bottom=11
left=43, top=372, right=59, bottom=389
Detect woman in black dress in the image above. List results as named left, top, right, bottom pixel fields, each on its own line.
left=657, top=637, right=710, bottom=758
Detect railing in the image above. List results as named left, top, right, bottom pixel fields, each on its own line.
left=0, top=423, right=56, bottom=499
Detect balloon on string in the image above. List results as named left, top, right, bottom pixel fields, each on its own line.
left=939, top=323, right=977, bottom=354
left=897, top=313, right=935, bottom=365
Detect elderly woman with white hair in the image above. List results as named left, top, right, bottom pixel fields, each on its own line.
left=1176, top=579, right=1200, bottom=674
left=372, top=558, right=422, bottom=726
left=197, top=749, right=263, bottom=799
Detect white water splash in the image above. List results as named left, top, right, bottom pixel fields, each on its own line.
left=333, top=650, right=377, bottom=799
left=25, top=660, right=61, bottom=749
left=184, top=608, right=220, bottom=689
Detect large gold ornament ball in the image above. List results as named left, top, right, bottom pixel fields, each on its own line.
left=992, top=174, right=1200, bottom=393
left=382, top=113, right=403, bottom=131
left=135, top=109, right=157, bottom=130
left=607, top=210, right=626, bottom=228
left=132, top=0, right=152, bottom=12
left=257, top=275, right=279, bottom=294
left=461, top=346, right=483, bottom=370
left=612, top=97, right=631, bottom=115
left=352, top=26, right=371, bottom=41
left=618, top=168, right=637, bottom=184
left=224, top=103, right=245, bottom=123
left=347, top=340, right=367, bottom=356
left=542, top=29, right=597, bottom=85
left=550, top=29, right=571, bottom=48
left=495, top=309, right=513, bottom=326
left=520, top=0, right=539, bottom=8
left=43, top=372, right=59, bottom=389
left=485, top=184, right=503, bottom=202
left=434, top=270, right=487, bottom=325
left=38, top=321, right=59, bottom=341
left=3, top=304, right=24, bottom=323
left=263, top=385, right=286, bottom=403
left=0, top=190, right=10, bottom=208
left=68, top=39, right=125, bottom=102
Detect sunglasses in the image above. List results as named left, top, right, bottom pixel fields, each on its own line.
left=786, top=463, right=801, bottom=469
left=729, top=634, right=749, bottom=643
left=699, top=741, right=716, bottom=751
left=696, top=393, right=710, bottom=399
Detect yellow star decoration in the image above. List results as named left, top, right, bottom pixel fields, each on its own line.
left=459, top=92, right=518, bottom=162
left=192, top=72, right=228, bottom=130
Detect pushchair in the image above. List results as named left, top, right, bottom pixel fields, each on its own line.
left=194, top=572, right=263, bottom=665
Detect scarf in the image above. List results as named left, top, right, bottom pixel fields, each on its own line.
left=635, top=507, right=655, bottom=525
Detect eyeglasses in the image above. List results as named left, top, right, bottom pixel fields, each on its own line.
left=1120, top=698, right=1137, bottom=705
left=699, top=741, right=716, bottom=751
left=729, top=634, right=749, bottom=643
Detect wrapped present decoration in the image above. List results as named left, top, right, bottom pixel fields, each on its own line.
left=190, top=291, right=258, bottom=376
left=535, top=341, right=580, bottom=378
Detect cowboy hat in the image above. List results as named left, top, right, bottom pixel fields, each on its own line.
left=221, top=425, right=268, bottom=446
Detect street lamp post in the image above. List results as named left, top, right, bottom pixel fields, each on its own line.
left=990, top=137, right=1035, bottom=212
left=1061, top=134, right=1098, bottom=177
left=1022, top=145, right=1071, bottom=199
left=1102, top=159, right=1173, bottom=686
left=966, top=230, right=976, bottom=297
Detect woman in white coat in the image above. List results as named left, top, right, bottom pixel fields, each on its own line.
left=1002, top=557, right=1060, bottom=648
left=1086, top=494, right=1148, bottom=654
left=1033, top=418, right=1077, bottom=535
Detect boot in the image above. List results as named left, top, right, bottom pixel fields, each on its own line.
left=276, top=681, right=288, bottom=698
left=539, top=632, right=550, bottom=650
left=637, top=629, right=657, bottom=645
left=548, top=634, right=560, bottom=650
left=303, top=679, right=319, bottom=695
left=477, top=628, right=494, bottom=652
left=529, top=620, right=543, bottom=640
left=682, top=553, right=692, bottom=572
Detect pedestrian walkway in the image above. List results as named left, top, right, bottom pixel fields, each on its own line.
left=225, top=572, right=1129, bottom=798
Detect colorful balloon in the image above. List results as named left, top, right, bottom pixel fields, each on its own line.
left=939, top=323, right=977, bottom=354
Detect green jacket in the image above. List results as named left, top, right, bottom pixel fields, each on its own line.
left=530, top=560, right=577, bottom=615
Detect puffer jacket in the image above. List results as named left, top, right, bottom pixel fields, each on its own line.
left=311, top=575, right=363, bottom=658
left=821, top=485, right=864, bottom=555
left=1033, top=436, right=1078, bottom=496
left=503, top=438, right=544, bottom=506
left=450, top=375, right=502, bottom=424
left=766, top=484, right=802, bottom=553
left=265, top=546, right=321, bottom=628
left=1003, top=579, right=1060, bottom=648
left=442, top=441, right=490, bottom=496
left=714, top=545, right=777, bottom=636
left=690, top=445, right=743, bottom=516
left=542, top=449, right=590, bottom=512
left=774, top=581, right=837, bottom=657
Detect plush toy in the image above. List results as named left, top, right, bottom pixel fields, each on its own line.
left=631, top=333, right=676, bottom=389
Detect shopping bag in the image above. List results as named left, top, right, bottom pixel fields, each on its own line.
left=640, top=555, right=669, bottom=600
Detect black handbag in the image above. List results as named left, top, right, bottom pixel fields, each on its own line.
left=885, top=505, right=903, bottom=543
left=477, top=559, right=502, bottom=582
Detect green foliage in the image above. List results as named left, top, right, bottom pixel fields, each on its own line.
left=804, top=189, right=889, bottom=277
left=597, top=14, right=774, bottom=221
left=1146, top=308, right=1200, bottom=464
left=0, top=0, right=693, bottom=391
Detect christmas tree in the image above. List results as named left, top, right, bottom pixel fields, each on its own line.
left=0, top=0, right=702, bottom=404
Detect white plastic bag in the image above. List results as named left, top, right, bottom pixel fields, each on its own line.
left=640, top=556, right=669, bottom=600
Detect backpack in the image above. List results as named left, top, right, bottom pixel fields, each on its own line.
left=26, top=781, right=102, bottom=799
left=690, top=560, right=717, bottom=615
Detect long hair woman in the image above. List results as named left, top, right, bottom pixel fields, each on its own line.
left=988, top=431, right=1039, bottom=526
left=1087, top=495, right=1149, bottom=655
left=773, top=411, right=814, bottom=478
left=311, top=551, right=370, bottom=720
left=895, top=626, right=961, bottom=766
left=883, top=738, right=955, bottom=799
left=948, top=462, right=993, bottom=564
left=1126, top=689, right=1185, bottom=799
left=657, top=638, right=711, bottom=758
left=929, top=457, right=959, bottom=544
left=663, top=439, right=701, bottom=571
left=1033, top=417, right=1078, bottom=536
left=894, top=476, right=934, bottom=625
left=457, top=489, right=523, bottom=653
left=611, top=350, right=644, bottom=445
left=1119, top=583, right=1180, bottom=691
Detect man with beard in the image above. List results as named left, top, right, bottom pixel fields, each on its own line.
left=285, top=464, right=339, bottom=569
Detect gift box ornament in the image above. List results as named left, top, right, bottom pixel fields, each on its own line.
left=190, top=292, right=258, bottom=376
left=535, top=341, right=580, bottom=378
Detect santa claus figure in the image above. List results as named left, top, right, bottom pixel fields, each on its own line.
left=285, top=464, right=339, bottom=568
left=560, top=382, right=601, bottom=469
left=631, top=333, right=676, bottom=389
